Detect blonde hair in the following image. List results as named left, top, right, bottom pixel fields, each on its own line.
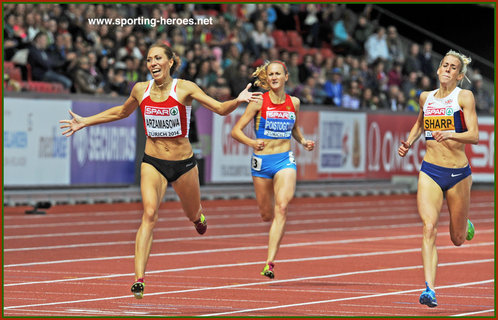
left=440, top=50, right=472, bottom=83
left=252, top=60, right=288, bottom=90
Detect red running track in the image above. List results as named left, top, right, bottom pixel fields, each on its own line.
left=3, top=190, right=495, bottom=317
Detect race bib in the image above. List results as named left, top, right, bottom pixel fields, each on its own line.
left=251, top=155, right=262, bottom=171
left=144, top=105, right=182, bottom=137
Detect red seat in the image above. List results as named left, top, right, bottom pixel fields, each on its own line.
left=286, top=31, right=302, bottom=47
left=23, top=81, right=68, bottom=94
left=321, top=48, right=335, bottom=59
left=271, top=30, right=289, bottom=49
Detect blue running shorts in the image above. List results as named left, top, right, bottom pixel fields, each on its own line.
left=420, top=160, right=472, bottom=191
left=251, top=151, right=297, bottom=179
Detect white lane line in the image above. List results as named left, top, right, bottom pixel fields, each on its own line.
left=5, top=196, right=492, bottom=220
left=451, top=309, right=495, bottom=317
left=5, top=199, right=493, bottom=228
left=4, top=218, right=494, bottom=253
left=4, top=261, right=493, bottom=310
left=4, top=243, right=493, bottom=287
left=3, top=205, right=417, bottom=229
left=199, top=279, right=495, bottom=317
left=2, top=211, right=423, bottom=240
left=4, top=228, right=494, bottom=268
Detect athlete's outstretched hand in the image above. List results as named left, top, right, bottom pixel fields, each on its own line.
left=398, top=140, right=411, bottom=157
left=60, top=110, right=86, bottom=137
left=236, top=83, right=263, bottom=104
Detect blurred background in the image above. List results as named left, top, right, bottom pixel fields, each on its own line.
left=3, top=3, right=494, bottom=206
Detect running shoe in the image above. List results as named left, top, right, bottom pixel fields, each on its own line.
left=194, top=213, right=207, bottom=235
left=419, top=282, right=437, bottom=307
left=261, top=262, right=275, bottom=279
left=131, top=280, right=145, bottom=299
left=466, top=219, right=475, bottom=241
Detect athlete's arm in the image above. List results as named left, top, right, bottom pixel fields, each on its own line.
left=60, top=82, right=143, bottom=137
left=431, top=89, right=479, bottom=144
left=180, top=80, right=262, bottom=116
left=231, top=100, right=264, bottom=149
left=398, top=91, right=426, bottom=157
left=291, top=97, right=315, bottom=151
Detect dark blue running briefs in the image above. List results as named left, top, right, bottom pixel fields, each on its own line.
left=420, top=161, right=471, bottom=191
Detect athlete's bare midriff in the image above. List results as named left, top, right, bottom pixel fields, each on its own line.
left=424, top=140, right=468, bottom=168
left=253, top=139, right=291, bottom=155
left=144, top=136, right=193, bottom=161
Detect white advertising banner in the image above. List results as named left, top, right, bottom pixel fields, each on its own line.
left=4, top=98, right=71, bottom=186
left=318, top=111, right=366, bottom=173
left=211, top=108, right=253, bottom=182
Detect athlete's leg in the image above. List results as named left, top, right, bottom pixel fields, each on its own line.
left=266, top=168, right=296, bottom=264
left=417, top=171, right=443, bottom=289
left=253, top=176, right=275, bottom=222
left=171, top=166, right=203, bottom=223
left=445, top=175, right=472, bottom=246
left=135, top=163, right=168, bottom=281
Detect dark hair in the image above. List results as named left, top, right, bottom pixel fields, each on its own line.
left=149, top=43, right=181, bottom=76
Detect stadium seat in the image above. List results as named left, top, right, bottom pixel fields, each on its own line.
left=271, top=30, right=289, bottom=49
left=286, top=31, right=303, bottom=47
left=21, top=81, right=68, bottom=94
left=321, top=48, right=335, bottom=59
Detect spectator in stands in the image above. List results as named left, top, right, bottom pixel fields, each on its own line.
left=117, top=34, right=143, bottom=61
left=402, top=71, right=419, bottom=99
left=398, top=50, right=478, bottom=309
left=124, top=55, right=140, bottom=84
left=471, top=74, right=493, bottom=113
left=286, top=51, right=300, bottom=92
left=4, top=14, right=24, bottom=61
left=332, top=10, right=360, bottom=56
left=342, top=80, right=361, bottom=110
left=405, top=88, right=420, bottom=112
left=323, top=67, right=343, bottom=106
left=107, top=64, right=129, bottom=96
left=386, top=84, right=403, bottom=111
left=298, top=54, right=314, bottom=83
left=299, top=4, right=321, bottom=48
left=386, top=25, right=405, bottom=65
left=371, top=58, right=388, bottom=94
left=360, top=87, right=380, bottom=110
left=73, top=56, right=104, bottom=94
left=273, top=4, right=295, bottom=31
left=403, top=42, right=422, bottom=76
left=387, top=61, right=403, bottom=87
left=231, top=60, right=315, bottom=280
left=353, top=14, right=375, bottom=56
left=24, top=12, right=39, bottom=41
left=251, top=19, right=275, bottom=57
left=28, top=32, right=72, bottom=89
left=294, top=73, right=327, bottom=105
left=229, top=63, right=251, bottom=99
left=182, top=61, right=198, bottom=82
left=364, top=26, right=390, bottom=64
left=195, top=58, right=217, bottom=90
left=418, top=40, right=435, bottom=79
left=60, top=43, right=262, bottom=300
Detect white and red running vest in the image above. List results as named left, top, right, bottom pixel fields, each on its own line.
left=139, top=79, right=191, bottom=138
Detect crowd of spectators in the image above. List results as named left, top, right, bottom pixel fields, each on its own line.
left=4, top=3, right=494, bottom=113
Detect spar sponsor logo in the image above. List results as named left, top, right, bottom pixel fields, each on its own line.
left=145, top=105, right=179, bottom=116
left=425, top=108, right=445, bottom=116
left=267, top=110, right=295, bottom=120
